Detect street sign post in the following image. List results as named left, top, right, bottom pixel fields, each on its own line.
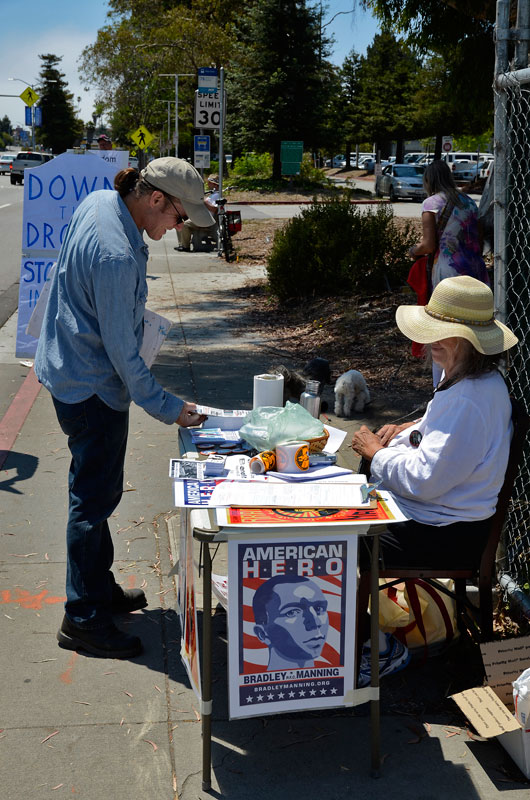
left=194, top=135, right=211, bottom=169
left=194, top=90, right=226, bottom=129
left=19, top=86, right=39, bottom=107
left=198, top=67, right=218, bottom=94
left=131, top=125, right=154, bottom=150
left=442, top=136, right=453, bottom=153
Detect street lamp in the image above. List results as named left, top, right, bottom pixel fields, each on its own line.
left=156, top=99, right=176, bottom=156
left=9, top=76, right=57, bottom=151
left=158, top=73, right=194, bottom=157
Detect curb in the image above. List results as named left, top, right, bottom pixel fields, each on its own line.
left=228, top=198, right=386, bottom=206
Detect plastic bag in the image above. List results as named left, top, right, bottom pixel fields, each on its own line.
left=513, top=667, right=530, bottom=727
left=239, top=401, right=325, bottom=452
left=377, top=578, right=458, bottom=653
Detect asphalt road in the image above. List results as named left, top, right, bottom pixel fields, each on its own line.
left=0, top=175, right=24, bottom=326
left=0, top=172, right=427, bottom=327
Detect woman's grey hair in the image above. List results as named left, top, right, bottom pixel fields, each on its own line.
left=423, top=159, right=463, bottom=207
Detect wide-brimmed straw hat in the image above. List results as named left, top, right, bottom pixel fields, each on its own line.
left=396, top=275, right=518, bottom=355
left=141, top=157, right=214, bottom=227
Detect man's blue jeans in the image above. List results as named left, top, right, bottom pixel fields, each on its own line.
left=52, top=395, right=129, bottom=628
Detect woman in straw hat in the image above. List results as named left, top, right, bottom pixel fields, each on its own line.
left=351, top=275, right=518, bottom=684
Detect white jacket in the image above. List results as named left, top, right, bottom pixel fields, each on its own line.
left=370, top=371, right=512, bottom=525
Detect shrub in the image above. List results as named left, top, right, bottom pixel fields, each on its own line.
left=232, top=152, right=272, bottom=177
left=297, top=153, right=326, bottom=184
left=266, top=198, right=417, bottom=302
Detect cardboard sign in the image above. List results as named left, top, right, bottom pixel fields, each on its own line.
left=481, top=635, right=530, bottom=707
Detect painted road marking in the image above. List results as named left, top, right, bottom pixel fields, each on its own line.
left=0, top=367, right=42, bottom=470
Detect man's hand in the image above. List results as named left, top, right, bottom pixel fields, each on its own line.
left=176, top=402, right=207, bottom=428
left=351, top=425, right=384, bottom=462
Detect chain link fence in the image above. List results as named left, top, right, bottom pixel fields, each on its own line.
left=494, top=78, right=530, bottom=591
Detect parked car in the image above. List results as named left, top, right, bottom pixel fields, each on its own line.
left=404, top=152, right=426, bottom=164
left=360, top=157, right=377, bottom=173
left=0, top=153, right=17, bottom=175
left=10, top=151, right=54, bottom=184
left=480, top=160, right=494, bottom=180
left=375, top=163, right=426, bottom=202
left=453, top=160, right=490, bottom=183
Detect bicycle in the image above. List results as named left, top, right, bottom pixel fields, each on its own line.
left=216, top=197, right=241, bottom=263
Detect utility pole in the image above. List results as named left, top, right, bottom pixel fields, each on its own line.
left=158, top=73, right=194, bottom=157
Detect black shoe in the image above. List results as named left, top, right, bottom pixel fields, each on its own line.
left=57, top=615, right=142, bottom=658
left=174, top=245, right=190, bottom=252
left=112, top=588, right=148, bottom=613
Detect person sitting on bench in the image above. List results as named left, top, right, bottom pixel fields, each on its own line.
left=175, top=174, right=219, bottom=252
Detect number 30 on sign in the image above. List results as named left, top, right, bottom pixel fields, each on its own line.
left=194, top=90, right=226, bottom=130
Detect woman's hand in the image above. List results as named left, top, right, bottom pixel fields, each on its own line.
left=376, top=421, right=415, bottom=446
left=175, top=402, right=207, bottom=428
left=351, top=425, right=384, bottom=462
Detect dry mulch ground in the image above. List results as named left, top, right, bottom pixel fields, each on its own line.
left=232, top=215, right=430, bottom=424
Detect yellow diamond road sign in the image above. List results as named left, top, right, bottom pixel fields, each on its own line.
left=19, top=87, right=39, bottom=107
left=131, top=125, right=154, bottom=150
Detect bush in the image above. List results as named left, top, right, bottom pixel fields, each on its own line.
left=266, top=198, right=417, bottom=302
left=298, top=152, right=326, bottom=184
left=232, top=152, right=272, bottom=177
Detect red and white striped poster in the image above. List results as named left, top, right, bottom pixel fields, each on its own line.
left=227, top=534, right=358, bottom=719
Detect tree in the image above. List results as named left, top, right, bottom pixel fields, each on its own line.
left=226, top=0, right=333, bottom=179
left=363, top=1, right=495, bottom=153
left=356, top=32, right=421, bottom=159
left=338, top=50, right=364, bottom=167
left=79, top=0, right=241, bottom=155
left=36, top=54, right=84, bottom=153
left=0, top=115, right=13, bottom=135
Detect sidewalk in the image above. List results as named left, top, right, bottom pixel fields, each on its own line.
left=0, top=235, right=528, bottom=799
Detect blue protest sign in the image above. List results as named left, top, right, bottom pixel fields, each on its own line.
left=16, top=152, right=119, bottom=358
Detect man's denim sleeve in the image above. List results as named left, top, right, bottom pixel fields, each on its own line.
left=91, top=256, right=184, bottom=424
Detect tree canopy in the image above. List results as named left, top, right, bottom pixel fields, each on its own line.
left=79, top=0, right=240, bottom=152
left=226, top=0, right=333, bottom=178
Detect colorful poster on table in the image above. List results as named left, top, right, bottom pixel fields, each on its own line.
left=227, top=534, right=358, bottom=719
left=218, top=493, right=405, bottom=527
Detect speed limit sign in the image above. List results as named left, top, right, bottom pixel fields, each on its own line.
left=194, top=90, right=226, bottom=129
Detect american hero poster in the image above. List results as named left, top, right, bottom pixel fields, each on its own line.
left=227, top=535, right=357, bottom=719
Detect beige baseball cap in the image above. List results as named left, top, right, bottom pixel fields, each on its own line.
left=141, top=157, right=214, bottom=226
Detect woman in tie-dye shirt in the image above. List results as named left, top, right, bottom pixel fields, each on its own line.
left=408, top=158, right=490, bottom=289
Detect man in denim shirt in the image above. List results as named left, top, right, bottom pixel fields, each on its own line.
left=35, top=158, right=213, bottom=658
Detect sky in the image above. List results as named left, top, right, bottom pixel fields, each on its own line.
left=0, top=1, right=379, bottom=132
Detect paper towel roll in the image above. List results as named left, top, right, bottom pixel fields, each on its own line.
left=276, top=441, right=309, bottom=473
left=253, top=373, right=284, bottom=409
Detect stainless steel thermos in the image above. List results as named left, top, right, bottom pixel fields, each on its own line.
left=300, top=380, right=321, bottom=418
